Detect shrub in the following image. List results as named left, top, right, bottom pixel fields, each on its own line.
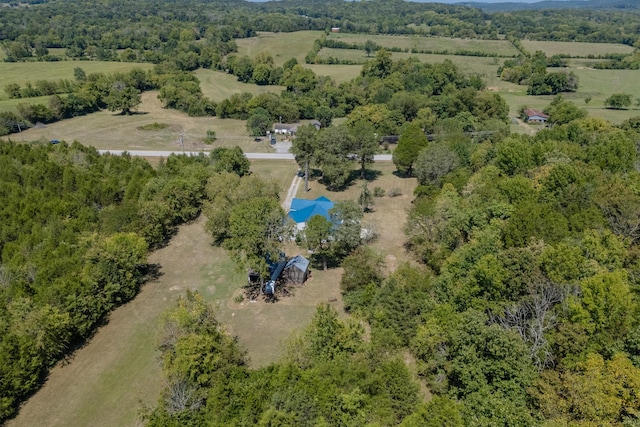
left=373, top=186, right=386, bottom=197
left=388, top=187, right=402, bottom=197
left=137, top=122, right=169, bottom=131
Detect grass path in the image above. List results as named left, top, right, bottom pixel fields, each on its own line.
left=7, top=218, right=238, bottom=427
left=283, top=173, right=302, bottom=211
left=7, top=214, right=344, bottom=426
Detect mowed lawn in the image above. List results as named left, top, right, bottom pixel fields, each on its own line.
left=0, top=61, right=153, bottom=101
left=300, top=161, right=417, bottom=265
left=521, top=40, right=633, bottom=57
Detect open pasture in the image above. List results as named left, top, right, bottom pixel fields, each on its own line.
left=498, top=68, right=640, bottom=125
left=306, top=64, right=362, bottom=83
left=14, top=91, right=271, bottom=152
left=328, top=33, right=520, bottom=57
left=571, top=68, right=640, bottom=101
left=318, top=48, right=510, bottom=87
left=0, top=61, right=153, bottom=101
left=521, top=40, right=633, bottom=57
left=194, top=68, right=284, bottom=102
left=0, top=95, right=52, bottom=113
left=235, top=30, right=322, bottom=65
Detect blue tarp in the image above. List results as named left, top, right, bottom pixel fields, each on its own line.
left=270, top=261, right=286, bottom=282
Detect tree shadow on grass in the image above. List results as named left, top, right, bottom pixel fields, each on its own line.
left=142, top=263, right=163, bottom=283
left=110, top=111, right=149, bottom=116
left=392, top=170, right=412, bottom=178
left=360, top=168, right=382, bottom=182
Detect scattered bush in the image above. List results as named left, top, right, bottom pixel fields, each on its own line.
left=138, top=122, right=169, bottom=131
left=373, top=186, right=386, bottom=197
left=388, top=187, right=402, bottom=197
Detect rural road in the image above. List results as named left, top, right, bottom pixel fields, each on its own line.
left=97, top=149, right=393, bottom=161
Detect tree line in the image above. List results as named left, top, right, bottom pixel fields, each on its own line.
left=0, top=142, right=250, bottom=421
left=2, top=0, right=638, bottom=66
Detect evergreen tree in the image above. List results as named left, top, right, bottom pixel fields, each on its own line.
left=392, top=122, right=428, bottom=176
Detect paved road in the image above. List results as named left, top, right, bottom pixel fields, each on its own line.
left=97, top=149, right=393, bottom=161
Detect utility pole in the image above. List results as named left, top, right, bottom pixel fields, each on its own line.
left=305, top=159, right=309, bottom=192
left=179, top=132, right=184, bottom=152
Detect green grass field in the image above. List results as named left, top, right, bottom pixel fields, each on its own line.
left=328, top=33, right=520, bottom=57
left=250, top=159, right=300, bottom=195
left=0, top=61, right=153, bottom=101
left=306, top=64, right=362, bottom=83
left=194, top=69, right=284, bottom=102
left=14, top=91, right=272, bottom=152
left=235, top=30, right=323, bottom=66
left=521, top=40, right=633, bottom=57
left=317, top=48, right=511, bottom=87
left=497, top=68, right=640, bottom=125
left=0, top=95, right=52, bottom=113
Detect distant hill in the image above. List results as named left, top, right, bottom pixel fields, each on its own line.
left=446, top=0, right=640, bottom=12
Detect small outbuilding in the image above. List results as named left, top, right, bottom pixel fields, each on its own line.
left=284, top=255, right=310, bottom=285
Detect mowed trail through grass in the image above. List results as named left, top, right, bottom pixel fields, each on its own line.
left=7, top=216, right=237, bottom=427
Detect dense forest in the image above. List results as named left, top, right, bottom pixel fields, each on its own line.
left=142, top=55, right=640, bottom=426
left=1, top=0, right=639, bottom=58
left=0, top=143, right=251, bottom=420
left=2, top=0, right=640, bottom=425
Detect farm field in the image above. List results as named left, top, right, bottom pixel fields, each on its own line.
left=318, top=48, right=512, bottom=88
left=0, top=61, right=153, bottom=101
left=500, top=68, right=640, bottom=124
left=521, top=40, right=634, bottom=57
left=306, top=63, right=362, bottom=83
left=194, top=68, right=284, bottom=103
left=14, top=91, right=272, bottom=152
left=235, top=30, right=322, bottom=66
left=0, top=95, right=52, bottom=113
left=7, top=161, right=414, bottom=427
left=327, top=33, right=520, bottom=57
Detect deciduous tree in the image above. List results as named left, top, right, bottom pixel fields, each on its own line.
left=393, top=122, right=428, bottom=176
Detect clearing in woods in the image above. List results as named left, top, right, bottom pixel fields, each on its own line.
left=9, top=160, right=414, bottom=427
